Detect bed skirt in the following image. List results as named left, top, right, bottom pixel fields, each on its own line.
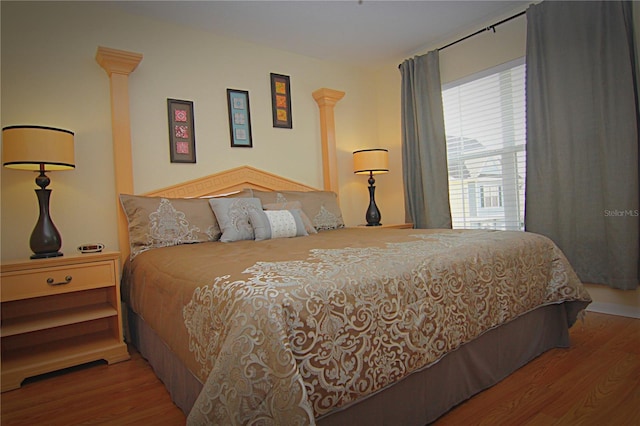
left=127, top=301, right=583, bottom=425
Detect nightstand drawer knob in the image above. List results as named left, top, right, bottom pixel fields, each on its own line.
left=47, top=276, right=72, bottom=286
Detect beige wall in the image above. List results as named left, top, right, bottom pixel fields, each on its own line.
left=1, top=1, right=386, bottom=261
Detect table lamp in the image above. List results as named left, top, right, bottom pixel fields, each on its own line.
left=353, top=148, right=389, bottom=226
left=2, top=125, right=75, bottom=259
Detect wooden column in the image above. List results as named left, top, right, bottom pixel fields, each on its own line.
left=95, top=46, right=143, bottom=264
left=312, top=88, right=345, bottom=194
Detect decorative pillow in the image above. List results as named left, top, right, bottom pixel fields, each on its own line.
left=119, top=194, right=221, bottom=260
left=263, top=201, right=317, bottom=234
left=249, top=209, right=309, bottom=241
left=249, top=190, right=345, bottom=231
left=208, top=197, right=263, bottom=242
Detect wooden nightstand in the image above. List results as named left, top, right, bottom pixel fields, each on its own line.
left=358, top=223, right=414, bottom=229
left=1, top=251, right=130, bottom=392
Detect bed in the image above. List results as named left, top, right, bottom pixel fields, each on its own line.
left=97, top=46, right=592, bottom=425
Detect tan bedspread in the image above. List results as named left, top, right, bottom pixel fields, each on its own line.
left=122, top=228, right=591, bottom=425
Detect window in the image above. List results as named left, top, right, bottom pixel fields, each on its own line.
left=479, top=184, right=503, bottom=208
left=442, top=58, right=526, bottom=230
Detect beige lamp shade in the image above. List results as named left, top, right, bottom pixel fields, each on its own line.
left=2, top=125, right=75, bottom=171
left=353, top=148, right=389, bottom=175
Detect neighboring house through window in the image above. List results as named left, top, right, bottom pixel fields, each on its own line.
left=442, top=58, right=526, bottom=230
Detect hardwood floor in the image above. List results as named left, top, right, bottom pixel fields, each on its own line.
left=0, top=347, right=185, bottom=425
left=435, top=311, right=639, bottom=425
left=1, top=312, right=638, bottom=425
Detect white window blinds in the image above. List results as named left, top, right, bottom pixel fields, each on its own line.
left=442, top=58, right=526, bottom=230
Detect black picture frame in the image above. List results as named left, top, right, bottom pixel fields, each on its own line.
left=167, top=98, right=196, bottom=163
left=270, top=73, right=292, bottom=129
left=226, top=89, right=253, bottom=148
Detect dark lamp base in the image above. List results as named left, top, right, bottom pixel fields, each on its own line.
left=364, top=174, right=382, bottom=227
left=31, top=251, right=63, bottom=260
left=30, top=177, right=64, bottom=261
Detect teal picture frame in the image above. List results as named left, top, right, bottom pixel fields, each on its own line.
left=226, top=89, right=253, bottom=148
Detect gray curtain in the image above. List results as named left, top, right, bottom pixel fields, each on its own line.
left=525, top=1, right=639, bottom=290
left=399, top=51, right=452, bottom=229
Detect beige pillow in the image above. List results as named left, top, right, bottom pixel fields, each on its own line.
left=263, top=201, right=317, bottom=234
left=120, top=194, right=221, bottom=260
left=250, top=190, right=345, bottom=231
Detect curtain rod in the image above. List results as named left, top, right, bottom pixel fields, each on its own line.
left=398, top=9, right=527, bottom=69
left=438, top=9, right=526, bottom=51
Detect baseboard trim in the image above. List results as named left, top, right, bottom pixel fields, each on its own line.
left=587, top=302, right=640, bottom=319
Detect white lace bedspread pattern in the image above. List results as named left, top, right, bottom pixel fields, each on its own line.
left=183, top=230, right=590, bottom=425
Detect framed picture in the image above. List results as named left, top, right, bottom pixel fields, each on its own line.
left=167, top=98, right=196, bottom=163
left=226, top=89, right=253, bottom=148
left=270, top=73, right=292, bottom=129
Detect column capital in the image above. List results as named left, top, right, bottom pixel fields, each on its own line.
left=96, top=46, right=143, bottom=76
left=312, top=88, right=345, bottom=107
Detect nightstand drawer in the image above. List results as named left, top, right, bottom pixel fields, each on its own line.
left=1, top=261, right=116, bottom=302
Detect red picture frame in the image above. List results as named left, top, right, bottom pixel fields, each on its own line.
left=167, top=98, right=196, bottom=163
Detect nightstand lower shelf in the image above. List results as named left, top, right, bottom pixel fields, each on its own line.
left=1, top=303, right=118, bottom=337
left=1, top=330, right=129, bottom=392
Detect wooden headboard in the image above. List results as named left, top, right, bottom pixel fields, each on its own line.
left=143, top=165, right=318, bottom=198
left=95, top=46, right=345, bottom=264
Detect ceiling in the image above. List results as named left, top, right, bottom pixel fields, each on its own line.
left=114, top=0, right=529, bottom=69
